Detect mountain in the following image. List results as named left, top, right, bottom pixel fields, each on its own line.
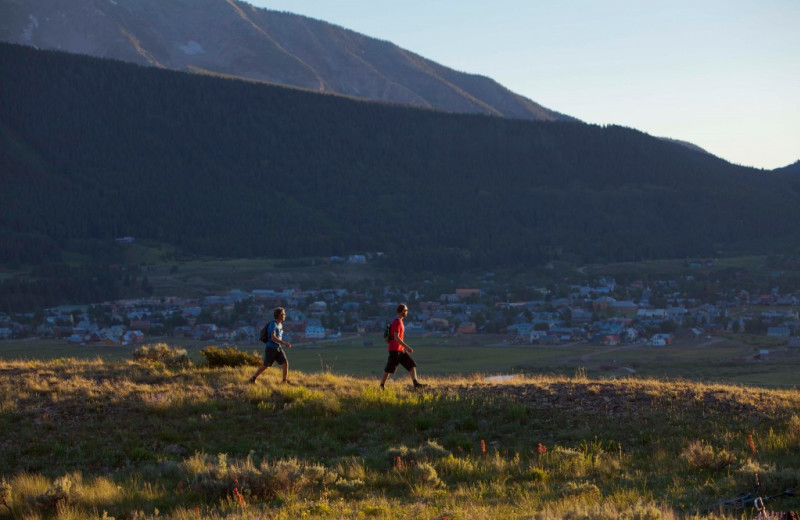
left=773, top=160, right=800, bottom=175
left=2, top=43, right=800, bottom=276
left=0, top=0, right=573, bottom=123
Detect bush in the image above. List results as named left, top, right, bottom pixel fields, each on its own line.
left=681, top=440, right=737, bottom=471
left=386, top=440, right=451, bottom=467
left=787, top=415, right=800, bottom=448
left=200, top=346, right=261, bottom=368
left=30, top=475, right=80, bottom=514
left=132, top=343, right=191, bottom=367
left=0, top=479, right=11, bottom=513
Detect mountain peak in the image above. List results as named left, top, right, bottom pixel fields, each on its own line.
left=0, top=0, right=574, bottom=121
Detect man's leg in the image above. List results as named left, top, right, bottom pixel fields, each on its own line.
left=249, top=364, right=267, bottom=382
left=380, top=371, right=390, bottom=389
left=409, top=367, right=426, bottom=388
left=281, top=361, right=291, bottom=383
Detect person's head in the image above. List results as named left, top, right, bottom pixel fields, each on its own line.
left=396, top=304, right=408, bottom=317
left=274, top=307, right=287, bottom=321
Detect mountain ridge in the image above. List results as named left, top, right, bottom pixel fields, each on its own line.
left=2, top=43, right=800, bottom=272
left=0, top=0, right=573, bottom=123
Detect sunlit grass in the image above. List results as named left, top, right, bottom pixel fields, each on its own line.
left=0, top=356, right=798, bottom=519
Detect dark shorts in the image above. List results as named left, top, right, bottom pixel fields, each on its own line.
left=384, top=350, right=416, bottom=374
left=263, top=346, right=287, bottom=367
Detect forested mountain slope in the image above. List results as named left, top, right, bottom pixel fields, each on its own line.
left=2, top=43, right=799, bottom=271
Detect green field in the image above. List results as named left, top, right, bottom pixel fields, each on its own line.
left=3, top=333, right=798, bottom=388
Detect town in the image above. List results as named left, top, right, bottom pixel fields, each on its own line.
left=1, top=256, right=799, bottom=351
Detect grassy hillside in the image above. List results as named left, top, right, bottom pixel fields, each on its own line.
left=0, top=354, right=798, bottom=519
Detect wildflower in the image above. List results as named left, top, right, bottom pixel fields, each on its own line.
left=232, top=486, right=245, bottom=509
left=537, top=443, right=547, bottom=455
left=747, top=434, right=757, bottom=455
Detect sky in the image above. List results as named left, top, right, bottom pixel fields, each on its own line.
left=249, top=0, right=799, bottom=170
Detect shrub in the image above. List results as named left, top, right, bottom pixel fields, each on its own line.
left=735, top=460, right=800, bottom=494
left=0, top=479, right=11, bottom=513
left=30, top=475, right=80, bottom=514
left=385, top=441, right=451, bottom=467
left=412, top=462, right=444, bottom=488
left=787, top=415, right=800, bottom=447
left=560, top=480, right=601, bottom=499
left=200, top=346, right=261, bottom=368
left=681, top=440, right=737, bottom=471
left=132, top=343, right=191, bottom=367
left=181, top=453, right=338, bottom=501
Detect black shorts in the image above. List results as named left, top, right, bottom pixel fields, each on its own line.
left=384, top=351, right=416, bottom=374
left=263, top=346, right=287, bottom=367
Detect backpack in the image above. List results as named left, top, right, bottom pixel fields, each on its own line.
left=259, top=321, right=274, bottom=343
left=383, top=322, right=392, bottom=343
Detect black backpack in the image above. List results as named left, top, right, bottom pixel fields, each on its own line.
left=259, top=321, right=274, bottom=343
left=383, top=322, right=392, bottom=343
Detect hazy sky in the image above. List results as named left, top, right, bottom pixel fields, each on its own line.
left=248, top=0, right=798, bottom=170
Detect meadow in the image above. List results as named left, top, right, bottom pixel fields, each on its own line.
left=3, top=332, right=798, bottom=387
left=0, top=342, right=799, bottom=519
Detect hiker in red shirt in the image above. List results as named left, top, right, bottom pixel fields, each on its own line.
left=380, top=304, right=427, bottom=390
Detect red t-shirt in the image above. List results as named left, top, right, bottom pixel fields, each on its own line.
left=388, top=317, right=404, bottom=352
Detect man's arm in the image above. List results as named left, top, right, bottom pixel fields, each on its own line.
left=271, top=330, right=291, bottom=348
left=393, top=332, right=412, bottom=353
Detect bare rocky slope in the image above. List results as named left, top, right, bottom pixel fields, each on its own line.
left=0, top=0, right=573, bottom=122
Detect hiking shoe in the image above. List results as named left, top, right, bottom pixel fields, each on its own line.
left=413, top=381, right=428, bottom=389
left=379, top=384, right=385, bottom=391
left=282, top=379, right=296, bottom=386
left=247, top=377, right=256, bottom=384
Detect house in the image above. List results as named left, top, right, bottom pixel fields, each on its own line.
left=122, top=331, right=145, bottom=344
left=570, top=307, right=593, bottom=325
left=600, top=334, right=620, bottom=346
left=527, top=330, right=547, bottom=343
left=456, top=289, right=481, bottom=298
left=610, top=301, right=639, bottom=317
left=307, top=301, right=327, bottom=315
left=214, top=329, right=236, bottom=342
left=766, top=326, right=791, bottom=338
left=637, top=309, right=667, bottom=319
left=666, top=307, right=688, bottom=321
left=549, top=327, right=578, bottom=342
left=592, top=296, right=616, bottom=312
left=130, top=320, right=151, bottom=332
left=651, top=333, right=673, bottom=346
left=456, top=322, right=477, bottom=335
left=304, top=325, right=325, bottom=339
left=508, top=323, right=533, bottom=338
left=194, top=324, right=218, bottom=340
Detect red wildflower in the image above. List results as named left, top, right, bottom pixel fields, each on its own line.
left=748, top=434, right=757, bottom=455
left=537, top=443, right=547, bottom=454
